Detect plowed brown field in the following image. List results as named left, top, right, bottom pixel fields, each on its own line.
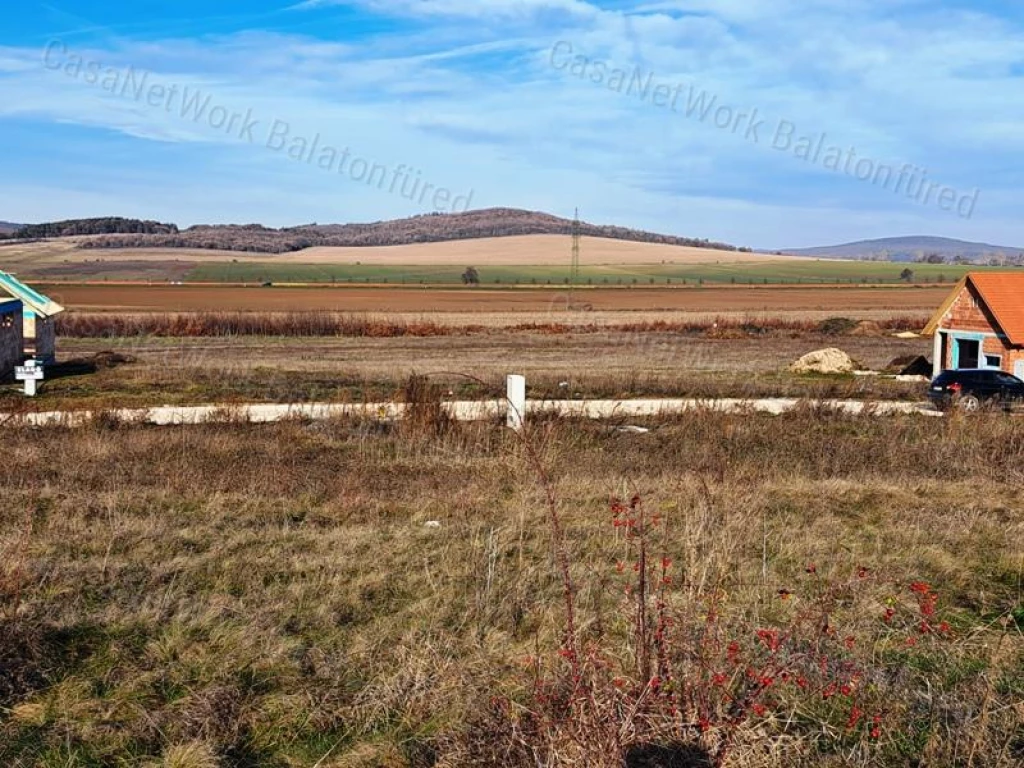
left=42, top=284, right=950, bottom=314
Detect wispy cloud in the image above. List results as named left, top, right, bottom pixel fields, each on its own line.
left=290, top=0, right=601, bottom=18
left=0, top=1, right=1022, bottom=246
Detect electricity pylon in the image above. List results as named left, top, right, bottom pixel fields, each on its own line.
left=568, top=208, right=581, bottom=309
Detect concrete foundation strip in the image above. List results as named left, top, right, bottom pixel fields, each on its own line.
left=7, top=397, right=942, bottom=428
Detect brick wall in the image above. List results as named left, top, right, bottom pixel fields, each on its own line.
left=939, top=283, right=1024, bottom=375
left=945, top=284, right=998, bottom=331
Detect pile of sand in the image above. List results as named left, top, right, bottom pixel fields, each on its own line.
left=790, top=348, right=857, bottom=375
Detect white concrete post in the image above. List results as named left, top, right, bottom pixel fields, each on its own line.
left=932, top=331, right=943, bottom=379
left=506, top=374, right=526, bottom=431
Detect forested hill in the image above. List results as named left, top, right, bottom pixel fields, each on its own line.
left=7, top=209, right=744, bottom=254
left=14, top=217, right=178, bottom=238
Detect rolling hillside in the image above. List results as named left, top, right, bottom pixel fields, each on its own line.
left=784, top=236, right=1024, bottom=262
left=0, top=235, right=786, bottom=284
left=16, top=209, right=745, bottom=255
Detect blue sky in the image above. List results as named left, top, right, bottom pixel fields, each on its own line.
left=2, top=0, right=1023, bottom=248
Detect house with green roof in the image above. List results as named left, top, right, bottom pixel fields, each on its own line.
left=0, top=271, right=63, bottom=363
left=0, top=297, right=24, bottom=378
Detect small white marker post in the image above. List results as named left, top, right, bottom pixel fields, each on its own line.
left=15, top=359, right=45, bottom=397
left=506, top=374, right=526, bottom=432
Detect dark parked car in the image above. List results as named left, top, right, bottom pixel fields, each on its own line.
left=928, top=369, right=1024, bottom=412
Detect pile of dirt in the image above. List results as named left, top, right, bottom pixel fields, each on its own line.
left=90, top=351, right=136, bottom=369
left=790, top=348, right=858, bottom=375
left=816, top=317, right=859, bottom=335
left=885, top=355, right=932, bottom=377
left=850, top=320, right=884, bottom=337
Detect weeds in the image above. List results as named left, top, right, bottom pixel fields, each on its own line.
left=509, top=492, right=974, bottom=766
left=55, top=311, right=929, bottom=339
left=56, top=311, right=468, bottom=339
left=401, top=374, right=455, bottom=439
left=0, top=412, right=1020, bottom=765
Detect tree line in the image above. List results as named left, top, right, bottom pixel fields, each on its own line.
left=12, top=217, right=179, bottom=238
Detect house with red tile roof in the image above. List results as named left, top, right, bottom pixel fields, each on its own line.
left=923, top=273, right=1024, bottom=379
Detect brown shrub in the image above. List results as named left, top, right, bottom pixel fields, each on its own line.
left=55, top=312, right=930, bottom=340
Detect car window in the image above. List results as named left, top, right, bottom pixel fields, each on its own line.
left=996, top=373, right=1023, bottom=385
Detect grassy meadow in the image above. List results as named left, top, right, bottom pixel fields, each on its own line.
left=181, top=261, right=997, bottom=286
left=0, top=408, right=1022, bottom=766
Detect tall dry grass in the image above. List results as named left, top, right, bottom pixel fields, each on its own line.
left=0, top=409, right=1020, bottom=765
left=55, top=311, right=929, bottom=339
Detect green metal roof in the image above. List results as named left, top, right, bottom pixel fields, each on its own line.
left=0, top=271, right=63, bottom=317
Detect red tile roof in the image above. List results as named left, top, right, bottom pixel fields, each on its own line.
left=924, top=272, right=1024, bottom=344
left=967, top=273, right=1024, bottom=345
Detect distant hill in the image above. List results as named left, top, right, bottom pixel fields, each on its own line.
left=0, top=221, right=22, bottom=234
left=783, top=236, right=1024, bottom=264
left=16, top=217, right=178, bottom=238
left=28, top=208, right=746, bottom=255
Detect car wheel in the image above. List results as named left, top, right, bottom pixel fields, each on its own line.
left=957, top=394, right=981, bottom=412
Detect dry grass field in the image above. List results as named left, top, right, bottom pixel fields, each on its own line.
left=59, top=308, right=933, bottom=329
left=290, top=236, right=791, bottom=266
left=0, top=410, right=1021, bottom=766
left=1, top=236, right=786, bottom=268
left=21, top=315, right=933, bottom=410
left=2, top=286, right=1020, bottom=766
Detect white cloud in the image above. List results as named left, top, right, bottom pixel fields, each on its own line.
left=292, top=0, right=601, bottom=17
left=1, top=1, right=1023, bottom=245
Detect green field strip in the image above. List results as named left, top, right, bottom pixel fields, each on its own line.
left=182, top=261, right=1014, bottom=286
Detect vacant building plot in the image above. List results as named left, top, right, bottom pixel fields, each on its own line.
left=27, top=329, right=930, bottom=411
left=0, top=413, right=1020, bottom=766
